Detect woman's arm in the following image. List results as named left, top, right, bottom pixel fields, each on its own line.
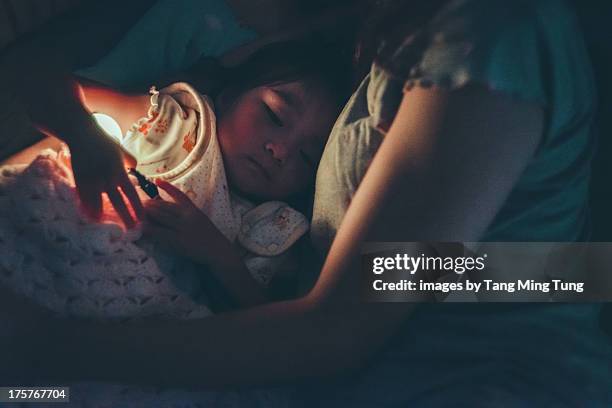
left=5, top=85, right=543, bottom=387
left=1, top=39, right=143, bottom=226
left=0, top=82, right=149, bottom=167
left=2, top=43, right=97, bottom=149
left=0, top=136, right=63, bottom=166
left=77, top=79, right=151, bottom=135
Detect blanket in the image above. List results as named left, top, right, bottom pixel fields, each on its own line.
left=0, top=150, right=212, bottom=319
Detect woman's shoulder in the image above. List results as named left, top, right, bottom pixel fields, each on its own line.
left=377, top=0, right=593, bottom=109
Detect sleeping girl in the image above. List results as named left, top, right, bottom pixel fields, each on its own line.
left=0, top=40, right=351, bottom=319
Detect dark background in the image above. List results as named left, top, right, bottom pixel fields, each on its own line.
left=572, top=1, right=612, bottom=241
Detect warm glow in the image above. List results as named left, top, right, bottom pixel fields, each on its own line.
left=93, top=112, right=122, bottom=142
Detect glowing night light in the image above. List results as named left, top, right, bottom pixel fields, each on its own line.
left=93, top=112, right=123, bottom=142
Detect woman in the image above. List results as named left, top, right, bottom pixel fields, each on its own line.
left=1, top=0, right=610, bottom=406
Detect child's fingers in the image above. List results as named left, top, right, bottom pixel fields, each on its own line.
left=144, top=199, right=186, bottom=229
left=144, top=199, right=182, bottom=218
left=155, top=180, right=192, bottom=206
left=145, top=207, right=179, bottom=229
left=142, top=222, right=177, bottom=248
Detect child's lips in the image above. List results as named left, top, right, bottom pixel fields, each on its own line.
left=247, top=156, right=271, bottom=181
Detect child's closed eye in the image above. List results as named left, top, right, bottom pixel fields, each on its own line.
left=262, top=102, right=283, bottom=127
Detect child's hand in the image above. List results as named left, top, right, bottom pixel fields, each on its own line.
left=143, top=180, right=224, bottom=263
left=145, top=180, right=269, bottom=306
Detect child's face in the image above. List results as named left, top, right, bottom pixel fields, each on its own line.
left=216, top=80, right=337, bottom=201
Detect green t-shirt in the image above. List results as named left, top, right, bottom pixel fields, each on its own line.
left=307, top=0, right=611, bottom=401
left=312, top=0, right=597, bottom=247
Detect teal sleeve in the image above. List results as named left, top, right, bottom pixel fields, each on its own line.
left=367, top=0, right=596, bottom=242
left=76, top=0, right=256, bottom=89
left=375, top=0, right=596, bottom=145
left=380, top=0, right=549, bottom=105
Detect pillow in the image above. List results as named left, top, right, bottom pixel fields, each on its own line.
left=76, top=0, right=256, bottom=89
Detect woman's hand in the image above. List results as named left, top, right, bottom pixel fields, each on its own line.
left=7, top=48, right=146, bottom=229
left=68, top=125, right=144, bottom=228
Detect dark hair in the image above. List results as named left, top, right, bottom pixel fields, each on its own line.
left=233, top=40, right=352, bottom=105
left=186, top=36, right=355, bottom=111
left=354, top=0, right=451, bottom=78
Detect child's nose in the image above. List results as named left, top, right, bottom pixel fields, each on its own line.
left=264, top=142, right=289, bottom=165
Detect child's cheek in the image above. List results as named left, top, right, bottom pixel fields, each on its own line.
left=233, top=110, right=268, bottom=153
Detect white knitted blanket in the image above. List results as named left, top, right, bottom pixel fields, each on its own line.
left=0, top=151, right=212, bottom=319
left=0, top=152, right=296, bottom=407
